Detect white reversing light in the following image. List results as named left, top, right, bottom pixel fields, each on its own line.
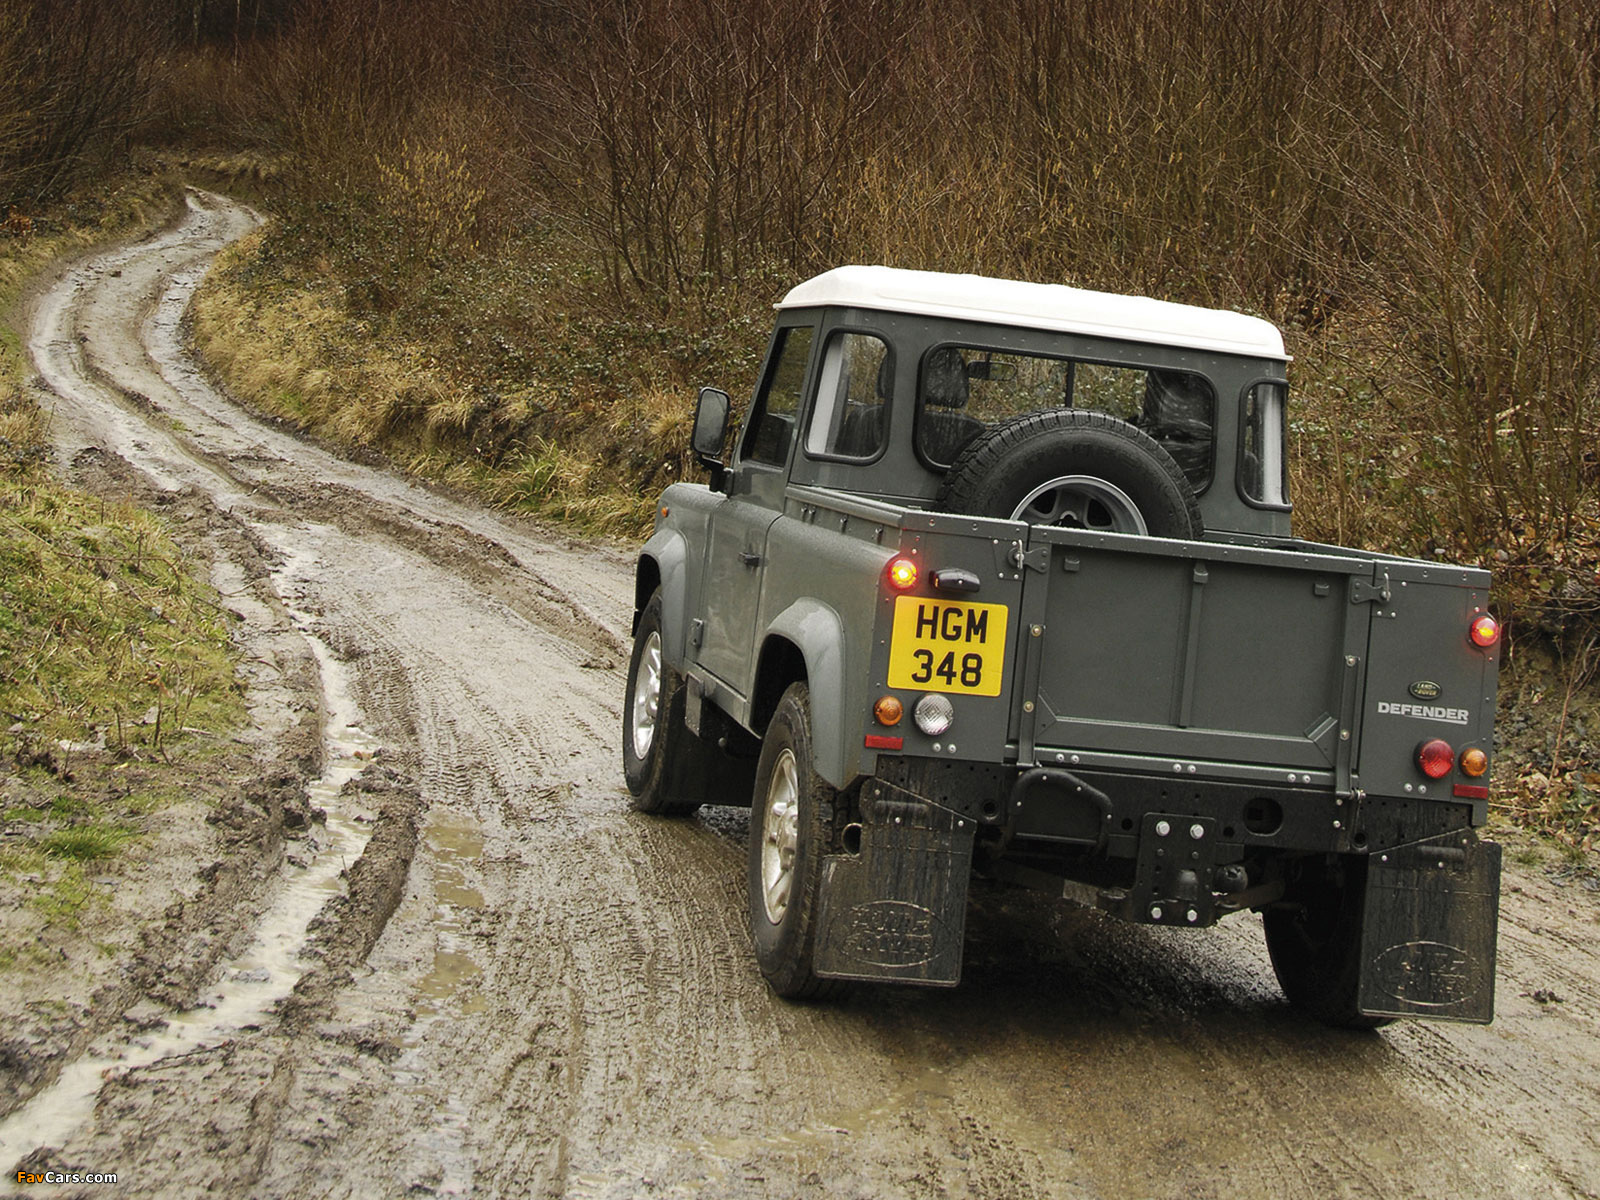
left=913, top=694, right=954, bottom=737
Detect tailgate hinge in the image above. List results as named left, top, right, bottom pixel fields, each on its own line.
left=1350, top=570, right=1392, bottom=605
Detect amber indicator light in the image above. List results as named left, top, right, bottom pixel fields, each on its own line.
left=1459, top=747, right=1489, bottom=778
left=873, top=695, right=904, bottom=726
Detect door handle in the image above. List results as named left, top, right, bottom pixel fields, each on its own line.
left=739, top=550, right=763, bottom=567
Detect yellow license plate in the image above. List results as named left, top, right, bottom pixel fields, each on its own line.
left=887, top=596, right=1009, bottom=697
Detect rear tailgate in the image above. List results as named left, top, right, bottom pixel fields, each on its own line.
left=1016, top=530, right=1377, bottom=777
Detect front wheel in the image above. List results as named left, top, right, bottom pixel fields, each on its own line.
left=1263, top=858, right=1391, bottom=1030
left=622, top=590, right=702, bottom=815
left=747, top=682, right=843, bottom=999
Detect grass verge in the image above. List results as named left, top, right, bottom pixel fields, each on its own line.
left=1, top=165, right=248, bottom=925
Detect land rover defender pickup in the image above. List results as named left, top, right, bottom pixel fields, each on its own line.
left=623, top=266, right=1502, bottom=1028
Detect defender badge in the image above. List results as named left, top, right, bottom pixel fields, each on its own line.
left=1410, top=680, right=1442, bottom=700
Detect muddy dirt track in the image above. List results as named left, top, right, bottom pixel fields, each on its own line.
left=3, top=191, right=1599, bottom=1199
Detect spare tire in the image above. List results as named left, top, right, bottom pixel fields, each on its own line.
left=937, top=409, right=1203, bottom=538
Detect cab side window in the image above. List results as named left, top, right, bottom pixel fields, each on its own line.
left=743, top=326, right=815, bottom=467
left=805, top=332, right=891, bottom=460
left=1241, top=381, right=1290, bottom=506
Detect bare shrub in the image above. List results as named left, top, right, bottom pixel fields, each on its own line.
left=1285, top=0, right=1600, bottom=621
left=526, top=0, right=905, bottom=306
left=0, top=0, right=167, bottom=209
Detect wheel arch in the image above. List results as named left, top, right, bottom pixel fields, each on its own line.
left=636, top=527, right=689, bottom=663
left=752, top=599, right=851, bottom=788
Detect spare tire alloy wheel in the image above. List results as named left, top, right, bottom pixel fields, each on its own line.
left=938, top=409, right=1203, bottom=540
left=621, top=589, right=702, bottom=816
left=1012, top=474, right=1148, bottom=534
left=747, top=682, right=841, bottom=999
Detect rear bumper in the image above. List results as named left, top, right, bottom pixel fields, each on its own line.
left=876, top=755, right=1480, bottom=860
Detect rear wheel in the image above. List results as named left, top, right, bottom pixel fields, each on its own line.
left=747, top=682, right=843, bottom=999
left=1263, top=858, right=1391, bottom=1030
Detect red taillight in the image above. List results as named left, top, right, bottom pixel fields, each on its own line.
left=1417, top=738, right=1455, bottom=779
left=886, top=556, right=919, bottom=591
left=1469, top=613, right=1500, bottom=648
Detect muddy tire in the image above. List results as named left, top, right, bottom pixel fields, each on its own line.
left=1264, top=858, right=1392, bottom=1031
left=747, top=683, right=843, bottom=999
left=622, top=590, right=703, bottom=816
left=937, top=409, right=1202, bottom=538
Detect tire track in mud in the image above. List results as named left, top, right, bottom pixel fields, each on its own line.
left=8, top=188, right=1600, bottom=1200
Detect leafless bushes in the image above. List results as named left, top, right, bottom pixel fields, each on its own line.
left=0, top=0, right=167, bottom=209
left=1333, top=1, right=1599, bottom=550
left=519, top=0, right=904, bottom=302
left=201, top=0, right=1593, bottom=617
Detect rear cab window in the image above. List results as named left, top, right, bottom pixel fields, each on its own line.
left=914, top=344, right=1216, bottom=494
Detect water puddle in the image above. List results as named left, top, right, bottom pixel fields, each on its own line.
left=412, top=812, right=488, bottom=1016
left=382, top=813, right=489, bottom=1195
left=0, top=617, right=378, bottom=1170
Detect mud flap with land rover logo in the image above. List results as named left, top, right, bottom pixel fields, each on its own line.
left=1358, top=831, right=1501, bottom=1023
left=813, top=778, right=976, bottom=985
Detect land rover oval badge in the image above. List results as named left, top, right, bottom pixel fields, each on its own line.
left=1410, top=680, right=1442, bottom=700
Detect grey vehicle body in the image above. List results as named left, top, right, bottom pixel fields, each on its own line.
left=627, top=267, right=1501, bottom=1027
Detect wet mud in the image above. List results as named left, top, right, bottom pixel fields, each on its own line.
left=3, top=190, right=1599, bottom=1199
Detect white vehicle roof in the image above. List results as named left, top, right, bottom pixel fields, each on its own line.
left=778, top=265, right=1287, bottom=359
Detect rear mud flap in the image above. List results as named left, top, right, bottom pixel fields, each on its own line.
left=814, top=781, right=975, bottom=986
left=1358, top=832, right=1501, bottom=1023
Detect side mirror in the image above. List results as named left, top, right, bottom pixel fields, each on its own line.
left=692, top=386, right=731, bottom=490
